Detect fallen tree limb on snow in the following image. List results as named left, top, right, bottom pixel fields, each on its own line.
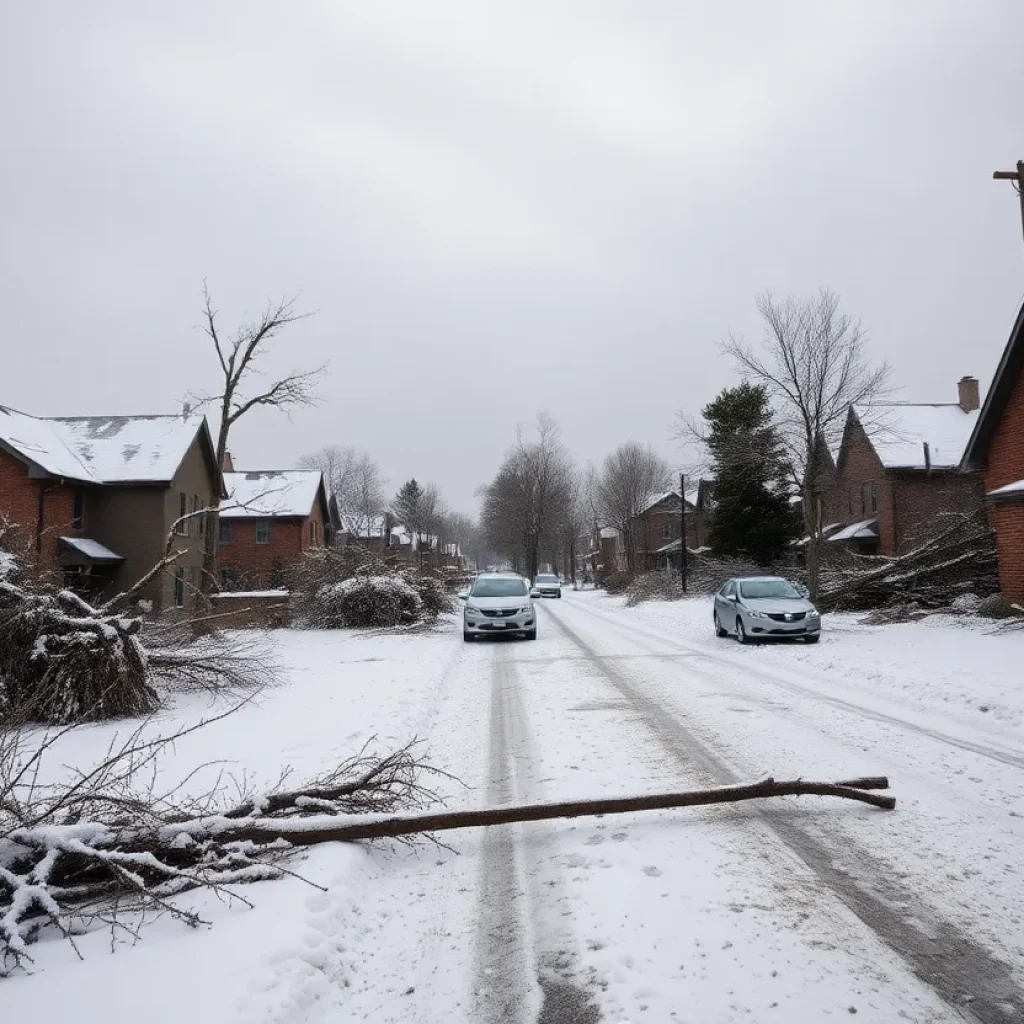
left=216, top=775, right=895, bottom=846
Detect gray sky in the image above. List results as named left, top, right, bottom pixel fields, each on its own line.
left=3, top=2, right=1023, bottom=513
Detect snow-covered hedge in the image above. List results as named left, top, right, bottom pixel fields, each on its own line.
left=624, top=570, right=684, bottom=607
left=314, top=574, right=423, bottom=629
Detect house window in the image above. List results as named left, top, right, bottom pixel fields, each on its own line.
left=255, top=521, right=271, bottom=545
left=72, top=488, right=85, bottom=530
left=173, top=568, right=185, bottom=608
left=861, top=481, right=877, bottom=515
left=662, top=521, right=674, bottom=540
left=197, top=496, right=205, bottom=536
left=220, top=566, right=238, bottom=591
left=310, top=520, right=318, bottom=546
left=219, top=519, right=233, bottom=544
left=176, top=492, right=188, bottom=535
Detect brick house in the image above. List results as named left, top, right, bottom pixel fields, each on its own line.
left=0, top=405, right=222, bottom=611
left=218, top=470, right=330, bottom=590
left=962, top=301, right=1024, bottom=602
left=825, top=378, right=984, bottom=556
left=632, top=489, right=708, bottom=570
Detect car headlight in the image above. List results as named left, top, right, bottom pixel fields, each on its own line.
left=465, top=604, right=480, bottom=615
left=807, top=609, right=820, bottom=618
left=744, top=609, right=767, bottom=619
left=519, top=605, right=531, bottom=614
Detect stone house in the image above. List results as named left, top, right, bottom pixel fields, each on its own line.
left=962, top=301, right=1024, bottom=602
left=0, top=405, right=222, bottom=611
left=218, top=470, right=330, bottom=590
left=825, top=378, right=984, bottom=556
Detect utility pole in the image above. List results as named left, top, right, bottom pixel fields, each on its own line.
left=679, top=472, right=687, bottom=594
left=993, top=160, right=1024, bottom=245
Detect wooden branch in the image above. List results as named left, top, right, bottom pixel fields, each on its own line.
left=219, top=776, right=895, bottom=846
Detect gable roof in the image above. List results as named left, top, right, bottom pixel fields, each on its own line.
left=0, top=406, right=217, bottom=485
left=850, top=403, right=979, bottom=470
left=639, top=489, right=696, bottom=515
left=221, top=470, right=326, bottom=519
left=962, top=299, right=1024, bottom=471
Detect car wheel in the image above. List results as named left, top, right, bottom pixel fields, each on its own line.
left=714, top=611, right=727, bottom=638
left=736, top=618, right=749, bottom=645
left=525, top=628, right=537, bottom=641
left=805, top=633, right=820, bottom=644
left=463, top=630, right=474, bottom=642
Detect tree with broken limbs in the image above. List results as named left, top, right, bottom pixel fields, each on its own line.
left=702, top=383, right=800, bottom=565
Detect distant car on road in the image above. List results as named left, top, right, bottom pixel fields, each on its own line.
left=713, top=576, right=821, bottom=645
left=459, top=572, right=537, bottom=642
left=533, top=573, right=563, bottom=598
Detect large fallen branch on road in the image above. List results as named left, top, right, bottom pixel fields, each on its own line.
left=215, top=775, right=895, bottom=847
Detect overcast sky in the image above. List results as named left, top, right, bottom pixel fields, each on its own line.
left=3, top=2, right=1023, bottom=513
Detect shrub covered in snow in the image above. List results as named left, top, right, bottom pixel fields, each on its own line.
left=599, top=570, right=634, bottom=595
left=951, top=593, right=983, bottom=614
left=624, top=570, right=685, bottom=607
left=314, top=574, right=424, bottom=629
left=404, top=572, right=453, bottom=617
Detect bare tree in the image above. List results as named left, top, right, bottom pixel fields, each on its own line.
left=300, top=448, right=387, bottom=541
left=724, top=289, right=891, bottom=599
left=195, top=285, right=322, bottom=595
left=595, top=443, right=672, bottom=573
left=480, top=414, right=575, bottom=579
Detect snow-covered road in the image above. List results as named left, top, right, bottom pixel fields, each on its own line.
left=8, top=593, right=1024, bottom=1023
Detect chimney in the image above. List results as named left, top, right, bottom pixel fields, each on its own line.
left=958, top=376, right=979, bottom=413
left=222, top=450, right=234, bottom=473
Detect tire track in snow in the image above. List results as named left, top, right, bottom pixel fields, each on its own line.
left=542, top=602, right=1024, bottom=1024
left=473, top=643, right=603, bottom=1024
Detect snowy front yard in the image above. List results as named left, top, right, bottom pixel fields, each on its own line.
left=6, top=598, right=1024, bottom=1022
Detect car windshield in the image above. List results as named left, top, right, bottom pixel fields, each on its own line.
left=739, top=579, right=801, bottom=600
left=535, top=575, right=559, bottom=583
left=472, top=578, right=528, bottom=598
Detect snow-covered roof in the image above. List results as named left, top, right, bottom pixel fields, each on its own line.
left=222, top=470, right=324, bottom=519
left=828, top=518, right=878, bottom=542
left=599, top=527, right=619, bottom=539
left=0, top=405, right=210, bottom=484
left=59, top=536, right=123, bottom=561
left=989, top=478, right=1024, bottom=498
left=854, top=404, right=980, bottom=470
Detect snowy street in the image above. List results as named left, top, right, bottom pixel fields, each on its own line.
left=8, top=591, right=1024, bottom=1023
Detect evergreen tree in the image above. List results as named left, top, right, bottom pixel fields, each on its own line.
left=702, top=383, right=799, bottom=565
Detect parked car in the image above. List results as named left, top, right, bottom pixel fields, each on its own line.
left=459, top=572, right=537, bottom=641
left=713, top=576, right=821, bottom=645
left=533, top=573, right=562, bottom=598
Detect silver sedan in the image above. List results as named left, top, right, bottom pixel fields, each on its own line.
left=713, top=576, right=821, bottom=645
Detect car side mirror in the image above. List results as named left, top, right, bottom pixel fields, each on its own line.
left=457, top=589, right=469, bottom=601
left=530, top=589, right=540, bottom=598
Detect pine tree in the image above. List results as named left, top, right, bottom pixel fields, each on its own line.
left=392, top=479, right=425, bottom=561
left=702, top=383, right=800, bottom=565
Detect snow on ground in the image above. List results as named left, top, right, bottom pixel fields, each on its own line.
left=615, top=591, right=1024, bottom=734
left=7, top=596, right=1024, bottom=1022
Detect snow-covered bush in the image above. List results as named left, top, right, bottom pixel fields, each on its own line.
left=404, top=572, right=453, bottom=617
left=314, top=574, right=423, bottom=629
left=0, top=583, right=156, bottom=725
left=951, top=593, right=983, bottom=614
left=599, top=570, right=633, bottom=595
left=624, top=570, right=685, bottom=607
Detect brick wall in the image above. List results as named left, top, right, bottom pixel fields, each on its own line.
left=986, top=371, right=1024, bottom=491
left=891, top=470, right=986, bottom=553
left=0, top=447, right=85, bottom=573
left=829, top=419, right=895, bottom=552
left=990, top=504, right=1024, bottom=602
left=219, top=513, right=324, bottom=590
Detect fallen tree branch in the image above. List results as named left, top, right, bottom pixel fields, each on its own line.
left=196, top=775, right=896, bottom=847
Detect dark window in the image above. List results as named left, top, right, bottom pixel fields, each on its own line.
left=176, top=493, right=188, bottom=535
left=197, top=496, right=205, bottom=536
left=72, top=488, right=85, bottom=530
left=663, top=521, right=673, bottom=540
left=173, top=568, right=185, bottom=608
left=219, top=567, right=238, bottom=591
left=310, top=520, right=318, bottom=546
left=861, top=481, right=877, bottom=515
left=255, top=521, right=271, bottom=545
left=219, top=519, right=233, bottom=544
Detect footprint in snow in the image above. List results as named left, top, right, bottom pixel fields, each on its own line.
left=642, top=866, right=663, bottom=878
